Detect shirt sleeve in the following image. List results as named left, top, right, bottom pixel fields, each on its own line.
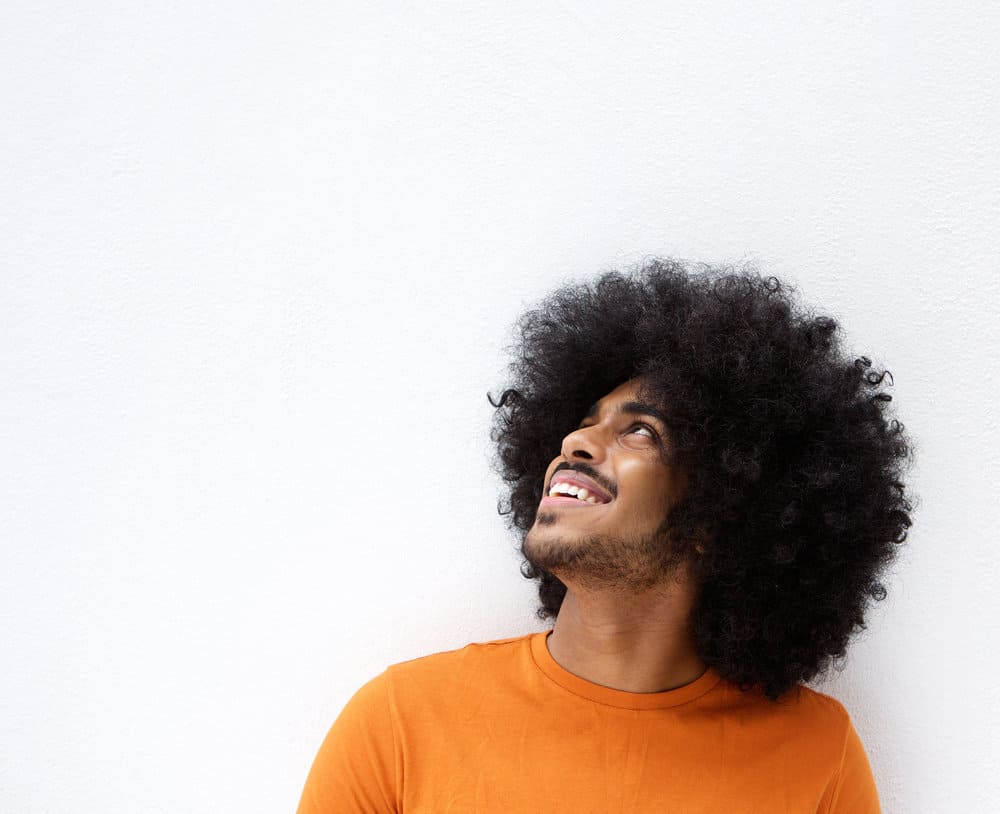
left=296, top=671, right=400, bottom=814
left=824, top=717, right=882, bottom=814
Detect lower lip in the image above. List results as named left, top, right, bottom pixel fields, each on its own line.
left=540, top=495, right=607, bottom=508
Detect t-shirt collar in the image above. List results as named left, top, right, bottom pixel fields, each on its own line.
left=529, top=630, right=723, bottom=710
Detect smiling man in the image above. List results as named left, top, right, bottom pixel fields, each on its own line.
left=524, top=377, right=711, bottom=699
left=297, top=260, right=914, bottom=813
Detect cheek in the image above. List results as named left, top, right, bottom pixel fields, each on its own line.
left=630, top=470, right=677, bottom=511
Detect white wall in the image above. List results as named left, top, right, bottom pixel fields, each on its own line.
left=2, top=2, right=997, bottom=812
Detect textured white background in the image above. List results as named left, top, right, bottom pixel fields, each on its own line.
left=2, top=2, right=998, bottom=812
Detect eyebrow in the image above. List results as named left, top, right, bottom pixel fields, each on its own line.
left=583, top=400, right=671, bottom=428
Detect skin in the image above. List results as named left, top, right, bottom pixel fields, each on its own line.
left=521, top=377, right=709, bottom=693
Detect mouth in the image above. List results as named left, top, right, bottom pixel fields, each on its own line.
left=541, top=470, right=613, bottom=507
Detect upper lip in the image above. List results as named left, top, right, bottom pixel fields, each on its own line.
left=547, top=470, right=613, bottom=504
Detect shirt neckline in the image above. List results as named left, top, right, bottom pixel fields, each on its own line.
left=529, top=630, right=723, bottom=710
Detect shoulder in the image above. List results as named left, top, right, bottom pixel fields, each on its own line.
left=780, top=687, right=880, bottom=812
left=789, top=685, right=860, bottom=757
left=783, top=683, right=854, bottom=726
left=707, top=677, right=858, bottom=761
left=313, top=635, right=532, bottom=757
left=377, top=633, right=535, bottom=712
left=718, top=677, right=853, bottom=726
left=390, top=633, right=533, bottom=672
left=386, top=633, right=532, bottom=685
left=708, top=680, right=880, bottom=811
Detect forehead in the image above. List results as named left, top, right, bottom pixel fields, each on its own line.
left=584, top=378, right=668, bottom=423
left=600, top=378, right=645, bottom=403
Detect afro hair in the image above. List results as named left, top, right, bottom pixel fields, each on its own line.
left=490, top=259, right=915, bottom=701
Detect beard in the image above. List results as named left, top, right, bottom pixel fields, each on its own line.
left=521, top=514, right=688, bottom=594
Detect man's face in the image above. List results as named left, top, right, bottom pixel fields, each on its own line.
left=522, top=377, right=690, bottom=592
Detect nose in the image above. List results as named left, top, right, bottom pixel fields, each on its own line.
left=560, top=424, right=605, bottom=463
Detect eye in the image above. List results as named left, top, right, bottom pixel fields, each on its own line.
left=627, top=423, right=657, bottom=440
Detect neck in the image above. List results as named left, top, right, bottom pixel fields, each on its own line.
left=546, top=568, right=707, bottom=694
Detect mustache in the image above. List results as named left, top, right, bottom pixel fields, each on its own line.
left=549, top=461, right=617, bottom=499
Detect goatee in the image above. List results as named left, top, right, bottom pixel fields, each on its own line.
left=521, top=523, right=688, bottom=594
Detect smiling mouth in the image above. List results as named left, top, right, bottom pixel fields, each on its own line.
left=546, top=485, right=604, bottom=505
left=540, top=494, right=604, bottom=509
left=544, top=474, right=613, bottom=505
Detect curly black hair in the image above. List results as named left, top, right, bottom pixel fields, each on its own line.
left=490, top=259, right=915, bottom=701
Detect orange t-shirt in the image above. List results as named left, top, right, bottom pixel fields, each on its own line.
left=298, top=632, right=881, bottom=813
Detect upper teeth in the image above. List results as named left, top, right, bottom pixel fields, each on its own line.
left=548, top=481, right=603, bottom=504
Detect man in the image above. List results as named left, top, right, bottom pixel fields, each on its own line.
left=297, top=260, right=913, bottom=812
